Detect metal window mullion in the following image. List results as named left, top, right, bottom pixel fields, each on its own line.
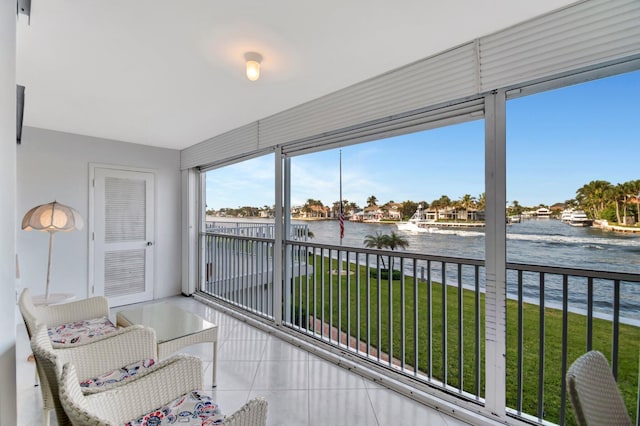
left=413, top=259, right=418, bottom=377
left=484, top=90, right=507, bottom=419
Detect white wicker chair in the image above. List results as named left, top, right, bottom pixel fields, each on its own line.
left=59, top=355, right=268, bottom=426
left=19, top=288, right=113, bottom=426
left=31, top=323, right=158, bottom=426
left=19, top=288, right=111, bottom=340
left=566, top=350, right=632, bottom=426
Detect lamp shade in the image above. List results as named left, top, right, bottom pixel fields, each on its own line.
left=22, top=201, right=84, bottom=233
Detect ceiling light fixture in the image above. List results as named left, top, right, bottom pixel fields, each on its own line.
left=244, top=52, right=262, bottom=82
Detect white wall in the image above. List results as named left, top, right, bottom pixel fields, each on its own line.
left=17, top=127, right=182, bottom=300
left=0, top=0, right=17, bottom=423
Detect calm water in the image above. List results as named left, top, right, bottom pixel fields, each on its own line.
left=209, top=217, right=640, bottom=320
left=301, top=218, right=640, bottom=274
left=302, top=218, right=640, bottom=321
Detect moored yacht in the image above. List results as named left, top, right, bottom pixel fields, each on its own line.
left=396, top=204, right=437, bottom=233
left=568, top=210, right=593, bottom=227
left=561, top=209, right=574, bottom=222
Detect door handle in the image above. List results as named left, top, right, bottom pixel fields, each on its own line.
left=146, top=241, right=153, bottom=246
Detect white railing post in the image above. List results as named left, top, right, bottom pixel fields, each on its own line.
left=484, top=91, right=507, bottom=419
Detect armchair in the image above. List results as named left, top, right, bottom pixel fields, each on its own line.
left=31, top=323, right=158, bottom=426
left=59, top=355, right=268, bottom=425
left=566, top=350, right=632, bottom=426
left=19, top=288, right=117, bottom=426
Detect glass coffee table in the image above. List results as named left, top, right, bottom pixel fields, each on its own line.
left=116, top=302, right=218, bottom=387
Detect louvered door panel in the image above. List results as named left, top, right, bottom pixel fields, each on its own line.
left=92, top=166, right=155, bottom=307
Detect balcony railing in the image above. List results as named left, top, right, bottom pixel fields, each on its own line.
left=200, top=226, right=640, bottom=425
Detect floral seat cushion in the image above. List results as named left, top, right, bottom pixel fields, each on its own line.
left=48, top=316, right=117, bottom=344
left=80, top=358, right=156, bottom=389
left=123, top=390, right=225, bottom=425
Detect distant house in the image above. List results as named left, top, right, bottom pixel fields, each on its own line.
left=302, top=204, right=330, bottom=218
left=384, top=203, right=403, bottom=220
left=363, top=205, right=383, bottom=222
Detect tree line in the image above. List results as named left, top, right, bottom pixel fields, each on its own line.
left=207, top=179, right=640, bottom=224
left=569, top=179, right=640, bottom=223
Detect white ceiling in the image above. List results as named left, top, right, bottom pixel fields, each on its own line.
left=16, top=0, right=578, bottom=150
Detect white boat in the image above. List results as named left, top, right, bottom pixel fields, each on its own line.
left=568, top=210, right=593, bottom=227
left=535, top=207, right=552, bottom=219
left=396, top=205, right=438, bottom=233
left=561, top=209, right=573, bottom=222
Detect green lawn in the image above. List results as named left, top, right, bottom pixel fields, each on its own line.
left=290, top=254, right=640, bottom=425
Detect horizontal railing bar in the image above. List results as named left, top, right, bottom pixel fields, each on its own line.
left=507, top=262, right=640, bottom=282
left=288, top=240, right=485, bottom=266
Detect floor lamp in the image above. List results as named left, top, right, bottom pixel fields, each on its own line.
left=22, top=201, right=83, bottom=301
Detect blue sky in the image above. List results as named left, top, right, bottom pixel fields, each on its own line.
left=206, top=70, right=639, bottom=210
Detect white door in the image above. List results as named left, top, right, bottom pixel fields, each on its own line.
left=91, top=166, right=154, bottom=306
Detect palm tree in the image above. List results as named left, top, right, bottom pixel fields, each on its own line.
left=509, top=200, right=523, bottom=216
left=621, top=180, right=639, bottom=225
left=576, top=180, right=612, bottom=219
left=364, top=231, right=388, bottom=249
left=631, top=180, right=640, bottom=223
left=459, top=194, right=476, bottom=221
left=366, top=195, right=378, bottom=207
left=477, top=192, right=486, bottom=211
left=607, top=184, right=626, bottom=224
left=363, top=232, right=409, bottom=273
left=385, top=232, right=409, bottom=251
left=400, top=200, right=418, bottom=220
left=364, top=231, right=389, bottom=268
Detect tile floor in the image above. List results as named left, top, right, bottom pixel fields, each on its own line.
left=16, top=295, right=471, bottom=426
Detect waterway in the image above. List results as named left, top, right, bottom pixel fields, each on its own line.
left=209, top=217, right=640, bottom=321
left=301, top=218, right=640, bottom=274
left=301, top=218, right=640, bottom=322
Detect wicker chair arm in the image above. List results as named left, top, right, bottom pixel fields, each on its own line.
left=223, top=397, right=268, bottom=426
left=32, top=324, right=157, bottom=380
